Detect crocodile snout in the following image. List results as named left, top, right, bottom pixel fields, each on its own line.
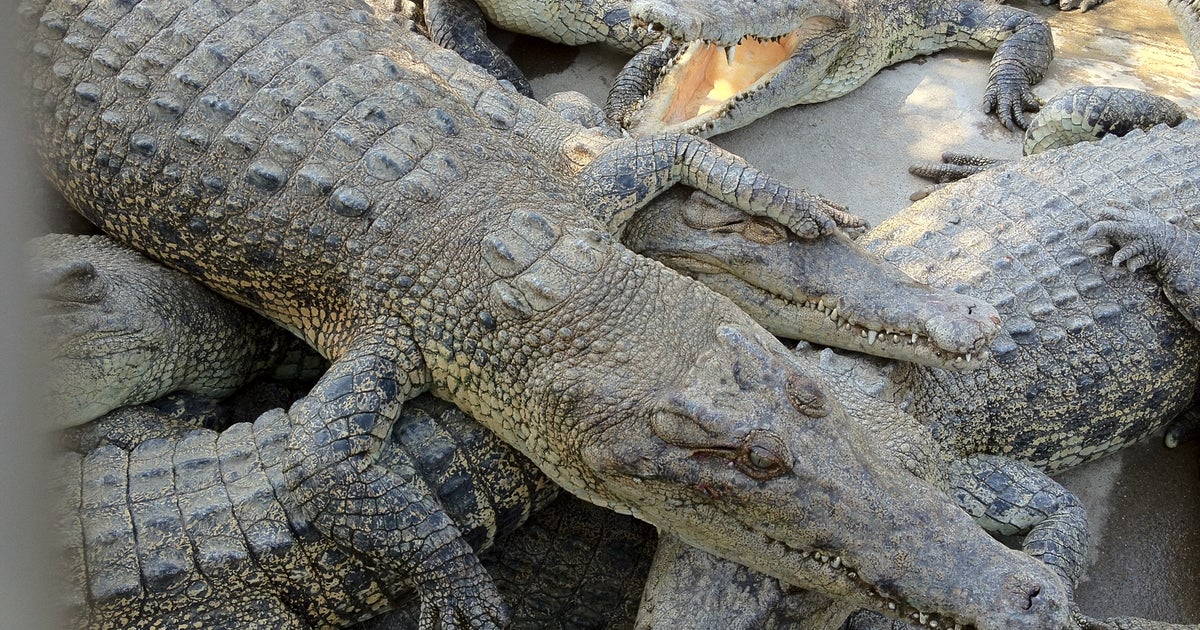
left=925, top=302, right=1001, bottom=356
left=1000, top=569, right=1071, bottom=630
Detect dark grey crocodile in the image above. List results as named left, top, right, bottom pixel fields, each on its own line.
left=25, top=0, right=1070, bottom=628
left=56, top=392, right=564, bottom=629
left=608, top=0, right=1054, bottom=136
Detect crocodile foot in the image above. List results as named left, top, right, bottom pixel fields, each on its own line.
left=1085, top=201, right=1182, bottom=273
left=1045, top=0, right=1107, bottom=12
left=907, top=152, right=1010, bottom=200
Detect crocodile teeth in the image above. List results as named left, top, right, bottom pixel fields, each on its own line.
left=965, top=353, right=972, bottom=362
left=867, top=330, right=878, bottom=345
left=911, top=333, right=919, bottom=344
left=829, top=307, right=838, bottom=321
left=725, top=45, right=736, bottom=65
left=830, top=556, right=841, bottom=568
left=661, top=34, right=672, bottom=52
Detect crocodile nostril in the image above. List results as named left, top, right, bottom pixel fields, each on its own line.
left=1023, top=584, right=1041, bottom=610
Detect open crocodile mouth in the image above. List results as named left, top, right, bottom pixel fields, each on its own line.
left=625, top=22, right=820, bottom=135
left=751, top=527, right=978, bottom=630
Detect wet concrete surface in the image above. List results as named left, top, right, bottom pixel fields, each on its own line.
left=513, top=0, right=1200, bottom=623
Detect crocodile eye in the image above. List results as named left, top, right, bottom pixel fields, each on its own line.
left=748, top=445, right=777, bottom=468
left=739, top=218, right=788, bottom=245
left=738, top=432, right=789, bottom=480
left=786, top=373, right=829, bottom=418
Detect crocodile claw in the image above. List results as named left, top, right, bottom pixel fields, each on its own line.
left=983, top=79, right=1041, bottom=131
left=417, top=561, right=511, bottom=630
left=1084, top=200, right=1175, bottom=273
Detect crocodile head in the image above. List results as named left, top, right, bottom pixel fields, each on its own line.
left=621, top=0, right=846, bottom=136
left=568, top=320, right=1070, bottom=630
left=622, top=191, right=1000, bottom=369
left=32, top=234, right=169, bottom=427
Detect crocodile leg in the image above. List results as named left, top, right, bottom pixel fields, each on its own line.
left=908, top=152, right=1007, bottom=185
left=422, top=0, right=534, bottom=96
left=920, top=1, right=1052, bottom=131
left=947, top=455, right=1090, bottom=600
left=910, top=88, right=1188, bottom=194
left=1087, top=203, right=1200, bottom=328
left=580, top=133, right=865, bottom=236
left=273, top=341, right=508, bottom=629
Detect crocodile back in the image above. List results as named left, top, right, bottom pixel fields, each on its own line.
left=866, top=120, right=1200, bottom=472
left=23, top=0, right=586, bottom=352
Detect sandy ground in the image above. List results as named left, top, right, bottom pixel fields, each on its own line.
left=511, top=0, right=1200, bottom=623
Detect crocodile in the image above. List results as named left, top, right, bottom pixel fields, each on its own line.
left=40, top=237, right=1075, bottom=630
left=608, top=0, right=1054, bottom=136
left=412, top=0, right=1052, bottom=136
left=25, top=0, right=1071, bottom=628
left=35, top=232, right=1049, bottom=630
left=33, top=233, right=323, bottom=428
left=56, top=392, right=565, bottom=629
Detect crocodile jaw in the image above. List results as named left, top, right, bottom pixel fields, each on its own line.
left=625, top=32, right=805, bottom=136
left=622, top=192, right=1000, bottom=369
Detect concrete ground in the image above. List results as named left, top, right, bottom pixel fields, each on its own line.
left=509, top=0, right=1200, bottom=624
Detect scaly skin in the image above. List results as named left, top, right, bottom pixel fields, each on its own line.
left=57, top=395, right=559, bottom=629
left=421, top=0, right=657, bottom=96
left=38, top=232, right=1035, bottom=630
left=25, top=0, right=1066, bottom=628
left=32, top=234, right=314, bottom=428
left=540, top=91, right=1003, bottom=369
left=620, top=110, right=1200, bottom=630
left=911, top=87, right=1189, bottom=187
left=868, top=121, right=1200, bottom=473
left=657, top=120, right=1200, bottom=475
left=1171, top=0, right=1200, bottom=63
left=622, top=188, right=1002, bottom=369
left=611, top=0, right=1053, bottom=136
